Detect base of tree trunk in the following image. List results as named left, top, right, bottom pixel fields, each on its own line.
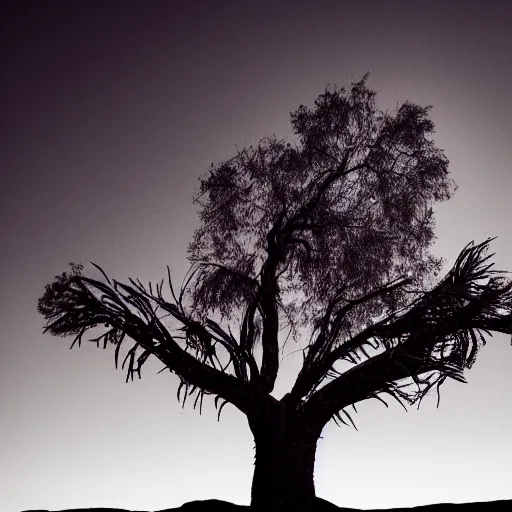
left=249, top=420, right=319, bottom=511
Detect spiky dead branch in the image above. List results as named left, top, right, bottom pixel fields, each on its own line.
left=37, top=261, right=262, bottom=420
left=298, top=237, right=512, bottom=430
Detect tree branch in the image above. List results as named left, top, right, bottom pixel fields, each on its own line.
left=284, top=155, right=350, bottom=232
left=258, top=210, right=287, bottom=393
left=300, top=345, right=436, bottom=432
left=239, top=298, right=262, bottom=382
left=39, top=267, right=259, bottom=417
left=299, top=238, right=512, bottom=430
left=290, top=276, right=412, bottom=401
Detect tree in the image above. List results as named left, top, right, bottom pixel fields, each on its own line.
left=38, top=76, right=512, bottom=511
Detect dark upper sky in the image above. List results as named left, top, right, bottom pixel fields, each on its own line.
left=2, top=2, right=512, bottom=511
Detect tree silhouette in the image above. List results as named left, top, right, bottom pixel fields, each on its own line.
left=38, top=76, right=512, bottom=511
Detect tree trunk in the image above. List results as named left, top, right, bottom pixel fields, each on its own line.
left=248, top=399, right=321, bottom=511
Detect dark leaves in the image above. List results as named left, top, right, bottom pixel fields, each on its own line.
left=187, top=74, right=456, bottom=341
left=37, top=262, right=85, bottom=335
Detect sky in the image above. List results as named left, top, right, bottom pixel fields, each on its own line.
left=1, top=1, right=512, bottom=511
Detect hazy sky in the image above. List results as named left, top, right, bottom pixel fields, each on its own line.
left=2, top=1, right=512, bottom=511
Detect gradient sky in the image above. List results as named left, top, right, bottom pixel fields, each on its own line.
left=2, top=1, right=512, bottom=511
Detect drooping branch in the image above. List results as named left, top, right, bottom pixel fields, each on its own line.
left=38, top=263, right=261, bottom=418
left=299, top=238, right=512, bottom=430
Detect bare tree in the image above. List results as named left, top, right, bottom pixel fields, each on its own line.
left=38, top=76, right=512, bottom=511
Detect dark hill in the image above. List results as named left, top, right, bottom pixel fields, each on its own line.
left=22, top=496, right=511, bottom=512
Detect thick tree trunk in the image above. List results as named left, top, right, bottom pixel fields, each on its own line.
left=248, top=397, right=321, bottom=511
